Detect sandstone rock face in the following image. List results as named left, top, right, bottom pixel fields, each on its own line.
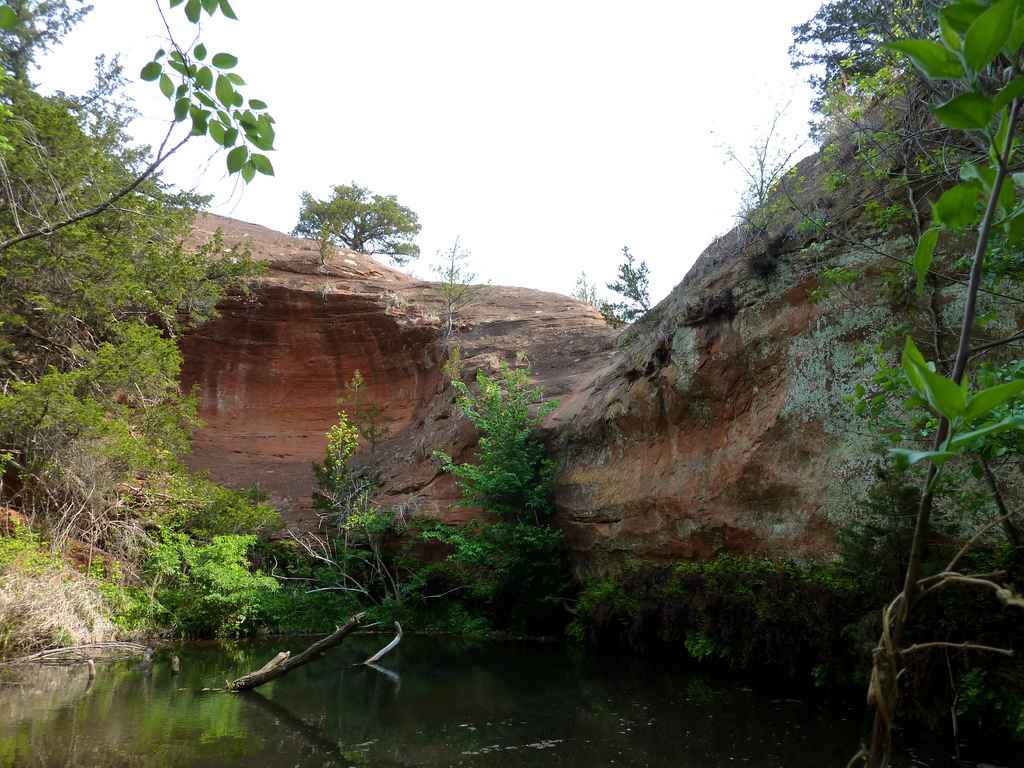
left=550, top=150, right=939, bottom=572
left=183, top=160, right=923, bottom=571
left=180, top=214, right=616, bottom=527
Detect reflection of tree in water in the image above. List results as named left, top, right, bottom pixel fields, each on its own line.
left=0, top=638, right=869, bottom=768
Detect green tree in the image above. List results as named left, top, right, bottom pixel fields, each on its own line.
left=293, top=182, right=421, bottom=266
left=790, top=0, right=941, bottom=113
left=605, top=246, right=651, bottom=323
left=0, top=0, right=275, bottom=255
left=434, top=356, right=557, bottom=524
left=433, top=237, right=478, bottom=339
left=0, top=0, right=91, bottom=81
left=859, top=5, right=1024, bottom=765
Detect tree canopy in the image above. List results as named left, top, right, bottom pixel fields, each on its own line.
left=293, top=183, right=421, bottom=266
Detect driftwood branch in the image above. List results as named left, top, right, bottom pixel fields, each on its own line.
left=227, top=612, right=365, bottom=692
left=901, top=641, right=1013, bottom=657
left=0, top=642, right=150, bottom=667
left=364, top=621, right=402, bottom=666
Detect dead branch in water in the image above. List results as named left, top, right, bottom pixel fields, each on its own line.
left=0, top=642, right=150, bottom=667
left=364, top=621, right=402, bottom=665
left=227, top=612, right=365, bottom=692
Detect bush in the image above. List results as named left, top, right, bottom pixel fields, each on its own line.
left=144, top=530, right=279, bottom=638
left=570, top=556, right=865, bottom=686
left=433, top=358, right=557, bottom=524
left=420, top=520, right=571, bottom=634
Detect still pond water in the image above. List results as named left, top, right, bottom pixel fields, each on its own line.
left=0, top=636, right=989, bottom=767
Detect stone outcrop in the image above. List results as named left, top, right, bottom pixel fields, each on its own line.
left=183, top=152, right=949, bottom=571
left=180, top=214, right=616, bottom=528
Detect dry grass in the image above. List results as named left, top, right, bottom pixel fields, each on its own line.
left=0, top=559, right=119, bottom=656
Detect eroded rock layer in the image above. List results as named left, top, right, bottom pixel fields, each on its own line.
left=181, top=214, right=616, bottom=525
left=183, top=158, right=935, bottom=571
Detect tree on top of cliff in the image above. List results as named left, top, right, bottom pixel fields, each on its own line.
left=790, top=0, right=939, bottom=115
left=433, top=237, right=478, bottom=340
left=293, top=183, right=421, bottom=267
left=605, top=246, right=651, bottom=323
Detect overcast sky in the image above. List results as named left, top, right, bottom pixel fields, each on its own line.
left=35, top=0, right=823, bottom=305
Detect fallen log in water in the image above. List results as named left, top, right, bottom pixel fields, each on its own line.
left=364, top=621, right=402, bottom=665
left=227, top=612, right=365, bottom=692
left=0, top=642, right=150, bottom=667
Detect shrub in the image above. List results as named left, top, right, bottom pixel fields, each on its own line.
left=144, top=530, right=279, bottom=638
left=420, top=520, right=570, bottom=634
left=433, top=358, right=557, bottom=523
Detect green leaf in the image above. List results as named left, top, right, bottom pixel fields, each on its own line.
left=241, top=161, right=256, bottom=184
left=942, top=2, right=987, bottom=34
left=883, top=40, right=964, bottom=80
left=226, top=145, right=248, bottom=174
left=170, top=0, right=186, bottom=6
left=961, top=162, right=1015, bottom=213
left=889, top=448, right=957, bottom=468
left=1006, top=211, right=1024, bottom=244
left=209, top=121, right=227, bottom=146
left=902, top=337, right=930, bottom=399
left=185, top=0, right=201, bottom=23
left=201, top=0, right=218, bottom=14
left=251, top=153, right=274, bottom=176
left=159, top=74, right=175, bottom=99
left=190, top=106, right=210, bottom=136
left=0, top=6, right=16, bottom=28
left=901, top=337, right=966, bottom=419
left=194, top=44, right=207, bottom=61
left=215, top=75, right=235, bottom=108
left=994, top=76, right=1024, bottom=111
left=949, top=414, right=1024, bottom=449
left=939, top=13, right=962, bottom=50
left=223, top=127, right=239, bottom=147
left=964, top=379, right=1024, bottom=422
left=249, top=99, right=268, bottom=110
left=174, top=97, right=190, bottom=123
left=963, top=0, right=1014, bottom=72
left=932, top=183, right=980, bottom=229
left=913, top=228, right=939, bottom=296
left=141, top=61, right=162, bottom=81
left=211, top=53, right=238, bottom=69
left=218, top=0, right=238, bottom=20
left=1007, top=16, right=1024, bottom=56
left=196, top=66, right=213, bottom=91
left=933, top=92, right=994, bottom=129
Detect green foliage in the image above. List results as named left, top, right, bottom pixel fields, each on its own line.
left=572, top=271, right=625, bottom=328
left=790, top=0, right=939, bottom=116
left=434, top=358, right=557, bottom=523
left=571, top=556, right=864, bottom=685
left=138, top=0, right=275, bottom=182
left=146, top=475, right=281, bottom=539
left=605, top=246, right=651, bottom=323
left=0, top=1, right=91, bottom=81
left=419, top=520, right=570, bottom=634
left=293, top=182, right=421, bottom=266
left=339, top=370, right=390, bottom=454
left=144, top=530, right=278, bottom=638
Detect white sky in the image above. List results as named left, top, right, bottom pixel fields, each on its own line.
left=35, top=0, right=823, bottom=304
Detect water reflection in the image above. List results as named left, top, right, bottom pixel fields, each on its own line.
left=0, top=636, right=930, bottom=767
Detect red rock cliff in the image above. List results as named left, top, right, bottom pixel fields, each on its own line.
left=184, top=160, right=915, bottom=572
left=180, top=214, right=616, bottom=528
